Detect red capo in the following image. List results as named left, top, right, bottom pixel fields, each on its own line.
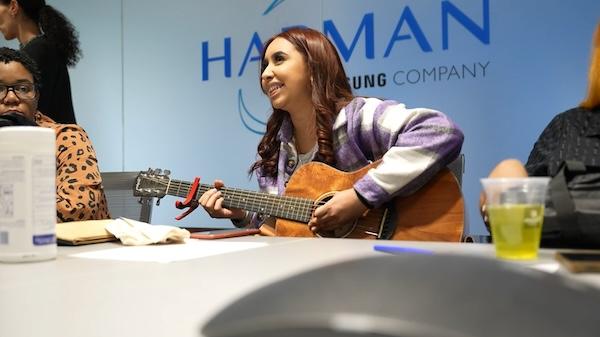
left=175, top=177, right=201, bottom=220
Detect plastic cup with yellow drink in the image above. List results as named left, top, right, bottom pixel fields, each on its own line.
left=480, top=177, right=550, bottom=260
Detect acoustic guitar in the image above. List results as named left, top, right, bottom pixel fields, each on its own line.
left=134, top=161, right=464, bottom=241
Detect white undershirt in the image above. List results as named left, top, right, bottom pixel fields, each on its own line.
left=296, top=142, right=318, bottom=167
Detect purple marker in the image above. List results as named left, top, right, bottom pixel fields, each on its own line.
left=374, top=245, right=434, bottom=255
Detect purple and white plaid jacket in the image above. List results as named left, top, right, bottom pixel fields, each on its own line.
left=239, top=97, right=463, bottom=227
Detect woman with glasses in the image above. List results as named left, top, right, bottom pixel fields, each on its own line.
left=0, top=0, right=80, bottom=124
left=0, top=47, right=109, bottom=222
left=198, top=27, right=464, bottom=235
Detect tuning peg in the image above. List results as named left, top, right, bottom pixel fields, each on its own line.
left=146, top=168, right=152, bottom=173
left=164, top=169, right=171, bottom=176
left=152, top=168, right=162, bottom=175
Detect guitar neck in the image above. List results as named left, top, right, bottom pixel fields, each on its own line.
left=165, top=179, right=313, bottom=223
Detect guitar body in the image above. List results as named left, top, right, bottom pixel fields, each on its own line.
left=273, top=161, right=464, bottom=242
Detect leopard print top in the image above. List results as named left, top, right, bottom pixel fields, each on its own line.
left=35, top=112, right=111, bottom=222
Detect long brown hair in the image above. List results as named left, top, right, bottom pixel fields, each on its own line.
left=581, top=22, right=600, bottom=109
left=249, top=27, right=354, bottom=178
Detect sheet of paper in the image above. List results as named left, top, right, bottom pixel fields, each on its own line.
left=70, top=239, right=267, bottom=263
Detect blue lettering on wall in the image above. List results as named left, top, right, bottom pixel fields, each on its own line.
left=202, top=37, right=231, bottom=81
left=323, top=13, right=374, bottom=62
left=442, top=0, right=490, bottom=50
left=384, top=6, right=433, bottom=56
left=238, top=32, right=264, bottom=77
left=201, top=0, right=491, bottom=81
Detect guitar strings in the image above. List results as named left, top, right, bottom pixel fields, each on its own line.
left=139, top=176, right=388, bottom=221
left=140, top=176, right=318, bottom=224
left=139, top=176, right=388, bottom=217
left=140, top=175, right=338, bottom=209
left=140, top=175, right=387, bottom=236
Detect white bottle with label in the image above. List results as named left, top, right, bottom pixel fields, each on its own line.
left=0, top=126, right=56, bottom=262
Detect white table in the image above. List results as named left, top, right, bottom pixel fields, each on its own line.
left=1, top=237, right=599, bottom=337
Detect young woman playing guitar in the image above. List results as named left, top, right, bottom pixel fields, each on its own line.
left=197, top=27, right=464, bottom=240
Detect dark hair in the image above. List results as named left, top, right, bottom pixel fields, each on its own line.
left=250, top=27, right=354, bottom=178
left=0, top=47, right=42, bottom=89
left=1, top=0, right=81, bottom=67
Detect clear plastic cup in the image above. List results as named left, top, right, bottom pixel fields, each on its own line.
left=480, top=177, right=550, bottom=260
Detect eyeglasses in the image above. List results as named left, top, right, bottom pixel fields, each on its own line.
left=0, top=82, right=37, bottom=101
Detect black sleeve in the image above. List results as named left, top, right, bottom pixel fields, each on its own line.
left=525, top=114, right=564, bottom=176
left=22, top=39, right=54, bottom=114
left=22, top=39, right=52, bottom=88
left=21, top=37, right=76, bottom=124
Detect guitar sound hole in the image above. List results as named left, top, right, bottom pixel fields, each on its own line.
left=314, top=195, right=357, bottom=238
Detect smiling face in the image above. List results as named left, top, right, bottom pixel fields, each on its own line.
left=0, top=61, right=38, bottom=121
left=260, top=37, right=313, bottom=115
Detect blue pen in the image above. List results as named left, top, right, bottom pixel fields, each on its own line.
left=373, top=245, right=434, bottom=255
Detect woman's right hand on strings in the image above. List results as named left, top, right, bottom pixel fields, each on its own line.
left=198, top=180, right=246, bottom=220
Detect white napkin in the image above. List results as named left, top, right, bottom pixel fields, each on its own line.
left=105, top=218, right=190, bottom=246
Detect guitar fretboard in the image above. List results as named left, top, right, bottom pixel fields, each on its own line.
left=166, top=179, right=314, bottom=223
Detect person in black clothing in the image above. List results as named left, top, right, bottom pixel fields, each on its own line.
left=0, top=0, right=80, bottom=124
left=480, top=22, right=600, bottom=227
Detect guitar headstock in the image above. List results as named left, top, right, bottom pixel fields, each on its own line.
left=133, top=168, right=171, bottom=198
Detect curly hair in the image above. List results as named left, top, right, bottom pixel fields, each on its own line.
left=0, top=47, right=42, bottom=90
left=1, top=0, right=81, bottom=67
left=249, top=27, right=354, bottom=178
